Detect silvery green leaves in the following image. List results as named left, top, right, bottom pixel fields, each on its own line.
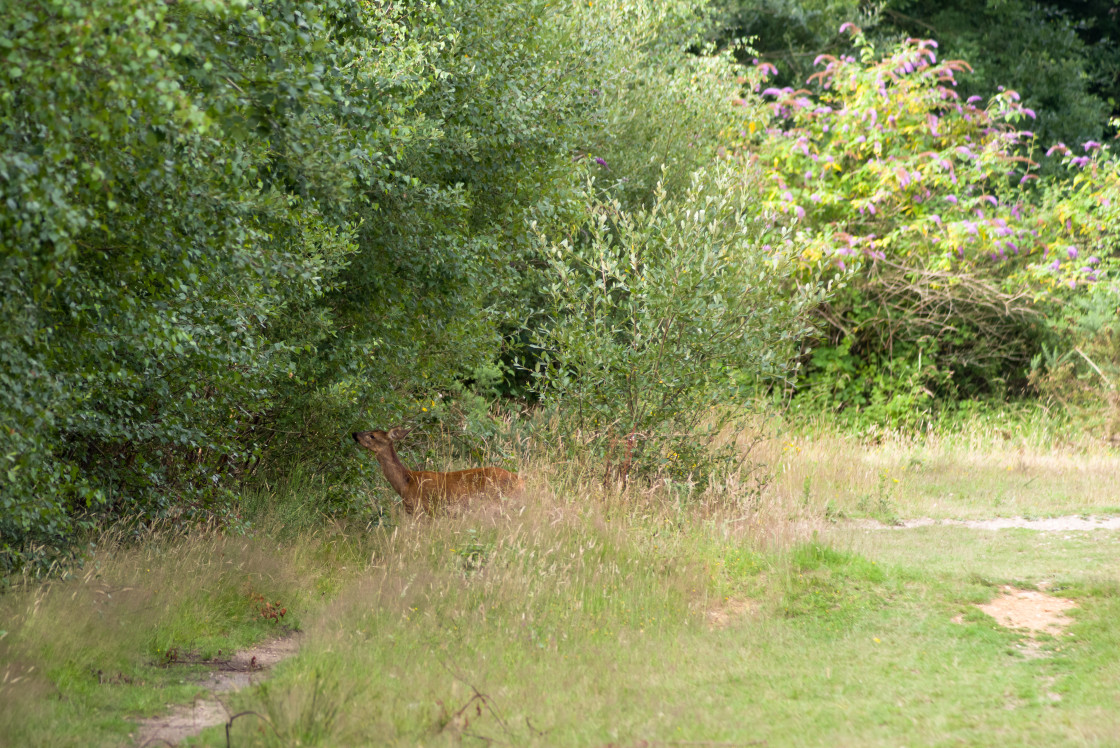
left=534, top=167, right=821, bottom=489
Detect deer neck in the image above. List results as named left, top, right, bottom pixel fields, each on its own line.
left=375, top=445, right=416, bottom=510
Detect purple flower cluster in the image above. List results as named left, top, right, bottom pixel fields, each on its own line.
left=750, top=34, right=1116, bottom=288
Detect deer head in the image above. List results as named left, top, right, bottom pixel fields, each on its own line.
left=352, top=427, right=412, bottom=455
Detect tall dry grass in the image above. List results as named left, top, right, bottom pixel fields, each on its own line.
left=10, top=406, right=1114, bottom=745
left=227, top=448, right=820, bottom=746
left=762, top=409, right=1120, bottom=520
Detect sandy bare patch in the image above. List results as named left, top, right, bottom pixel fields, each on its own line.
left=977, top=586, right=1076, bottom=637
left=132, top=633, right=300, bottom=746
left=706, top=598, right=759, bottom=630
left=856, top=515, right=1120, bottom=532
left=134, top=698, right=230, bottom=747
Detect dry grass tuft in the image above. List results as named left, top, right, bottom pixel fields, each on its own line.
left=757, top=417, right=1120, bottom=521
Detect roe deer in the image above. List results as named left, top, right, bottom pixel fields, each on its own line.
left=352, top=427, right=523, bottom=514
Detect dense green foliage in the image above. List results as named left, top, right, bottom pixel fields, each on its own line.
left=0, top=0, right=804, bottom=569
left=2, top=0, right=1118, bottom=570
left=1, top=0, right=385, bottom=566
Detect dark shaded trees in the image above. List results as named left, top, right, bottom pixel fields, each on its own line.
left=716, top=0, right=1119, bottom=147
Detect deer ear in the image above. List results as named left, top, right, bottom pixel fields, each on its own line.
left=388, top=427, right=412, bottom=441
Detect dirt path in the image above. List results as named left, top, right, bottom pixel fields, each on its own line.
left=133, top=633, right=300, bottom=747
left=855, top=514, right=1120, bottom=531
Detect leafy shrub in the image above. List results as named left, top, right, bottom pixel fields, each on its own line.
left=736, top=28, right=1119, bottom=424
left=534, top=166, right=819, bottom=487
left=1030, top=293, right=1120, bottom=441
left=0, top=0, right=446, bottom=569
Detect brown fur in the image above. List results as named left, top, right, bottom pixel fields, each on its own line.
left=352, top=427, right=523, bottom=514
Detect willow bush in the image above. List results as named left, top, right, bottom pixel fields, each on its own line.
left=534, top=168, right=821, bottom=487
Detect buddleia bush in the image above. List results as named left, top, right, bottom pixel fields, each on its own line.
left=735, top=28, right=1120, bottom=425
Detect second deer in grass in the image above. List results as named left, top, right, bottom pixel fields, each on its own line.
left=352, top=427, right=523, bottom=514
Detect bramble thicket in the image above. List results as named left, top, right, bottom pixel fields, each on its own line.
left=1, top=0, right=1117, bottom=570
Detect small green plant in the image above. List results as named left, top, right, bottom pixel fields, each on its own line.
left=823, top=499, right=846, bottom=523
left=247, top=668, right=348, bottom=747
left=855, top=469, right=901, bottom=524
left=452, top=530, right=493, bottom=574
left=159, top=646, right=181, bottom=667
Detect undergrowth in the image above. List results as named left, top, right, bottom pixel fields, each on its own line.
left=2, top=410, right=1119, bottom=746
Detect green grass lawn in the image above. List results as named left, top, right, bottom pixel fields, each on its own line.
left=3, top=420, right=1119, bottom=747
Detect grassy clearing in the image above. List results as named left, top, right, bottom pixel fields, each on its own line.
left=0, top=499, right=368, bottom=747
left=212, top=505, right=1120, bottom=747
left=769, top=407, right=1120, bottom=521
left=831, top=525, right=1120, bottom=582
left=2, top=412, right=1119, bottom=746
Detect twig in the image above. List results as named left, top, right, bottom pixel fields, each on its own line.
left=525, top=716, right=549, bottom=737
left=436, top=659, right=512, bottom=737
left=1074, top=347, right=1115, bottom=389
left=657, top=741, right=767, bottom=747
left=225, top=710, right=281, bottom=747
